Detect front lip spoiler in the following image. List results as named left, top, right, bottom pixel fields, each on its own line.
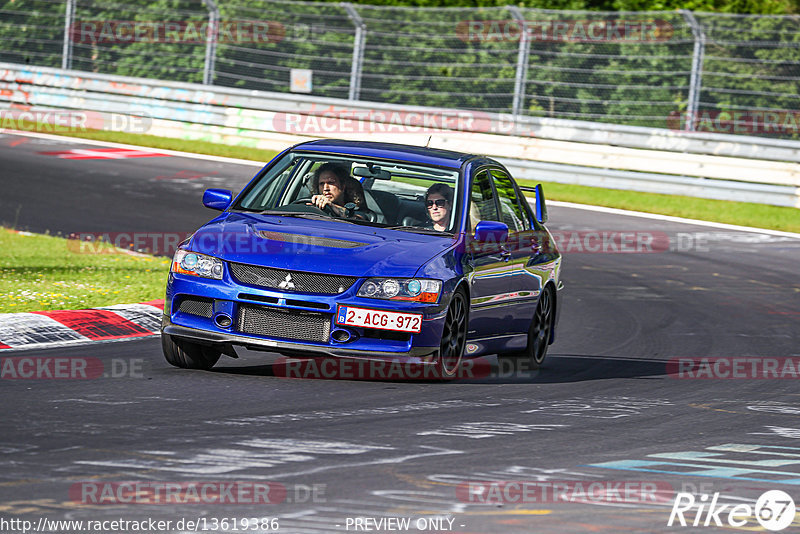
left=161, top=322, right=437, bottom=362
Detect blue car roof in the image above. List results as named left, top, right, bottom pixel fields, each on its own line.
left=293, top=139, right=475, bottom=169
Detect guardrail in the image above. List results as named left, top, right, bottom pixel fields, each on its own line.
left=1, top=62, right=799, bottom=208
left=506, top=160, right=798, bottom=208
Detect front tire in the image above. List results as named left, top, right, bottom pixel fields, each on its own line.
left=162, top=334, right=221, bottom=370
left=434, top=288, right=468, bottom=379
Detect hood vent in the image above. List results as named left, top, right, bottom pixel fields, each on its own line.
left=257, top=230, right=366, bottom=249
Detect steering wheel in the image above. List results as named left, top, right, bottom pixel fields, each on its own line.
left=290, top=197, right=336, bottom=216
left=357, top=208, right=377, bottom=223
left=289, top=198, right=376, bottom=221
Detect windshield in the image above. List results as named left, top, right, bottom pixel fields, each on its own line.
left=234, top=151, right=461, bottom=234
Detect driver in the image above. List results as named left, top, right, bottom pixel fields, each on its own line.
left=309, top=162, right=366, bottom=217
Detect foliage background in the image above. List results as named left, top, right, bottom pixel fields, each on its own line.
left=1, top=0, right=798, bottom=134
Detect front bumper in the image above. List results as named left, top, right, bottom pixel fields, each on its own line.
left=162, top=320, right=438, bottom=362
left=162, top=270, right=445, bottom=361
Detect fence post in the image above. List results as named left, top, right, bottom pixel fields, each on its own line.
left=681, top=10, right=705, bottom=132
left=342, top=2, right=365, bottom=101
left=61, top=0, right=75, bottom=70
left=509, top=7, right=530, bottom=119
left=202, top=0, right=219, bottom=85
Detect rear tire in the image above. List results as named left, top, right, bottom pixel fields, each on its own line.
left=162, top=334, right=221, bottom=370
left=499, top=285, right=554, bottom=370
left=433, top=288, right=468, bottom=379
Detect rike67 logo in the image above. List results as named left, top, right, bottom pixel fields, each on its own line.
left=668, top=490, right=796, bottom=531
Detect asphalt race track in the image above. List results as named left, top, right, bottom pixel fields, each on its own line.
left=2, top=132, right=800, bottom=533
left=0, top=134, right=260, bottom=237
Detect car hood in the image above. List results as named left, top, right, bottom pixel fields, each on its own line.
left=188, top=212, right=455, bottom=278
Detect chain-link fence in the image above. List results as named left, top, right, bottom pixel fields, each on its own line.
left=2, top=0, right=799, bottom=137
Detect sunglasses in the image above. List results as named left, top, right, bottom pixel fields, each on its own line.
left=426, top=199, right=448, bottom=208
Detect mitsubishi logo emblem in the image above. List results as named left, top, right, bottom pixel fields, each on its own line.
left=278, top=274, right=295, bottom=290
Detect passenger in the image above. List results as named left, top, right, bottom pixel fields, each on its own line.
left=425, top=183, right=453, bottom=232
left=309, top=162, right=366, bottom=218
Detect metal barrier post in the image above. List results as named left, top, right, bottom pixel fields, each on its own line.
left=61, top=0, right=75, bottom=70
left=510, top=7, right=530, bottom=119
left=681, top=10, right=706, bottom=132
left=202, top=0, right=219, bottom=85
left=342, top=2, right=365, bottom=101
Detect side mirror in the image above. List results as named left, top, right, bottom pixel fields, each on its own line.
left=474, top=220, right=509, bottom=244
left=534, top=184, right=548, bottom=224
left=203, top=188, right=233, bottom=211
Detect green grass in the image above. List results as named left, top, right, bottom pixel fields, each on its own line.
left=30, top=124, right=800, bottom=232
left=517, top=179, right=800, bottom=234
left=0, top=228, right=171, bottom=313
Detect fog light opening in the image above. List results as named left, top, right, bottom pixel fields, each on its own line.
left=331, top=329, right=353, bottom=343
left=214, top=313, right=233, bottom=328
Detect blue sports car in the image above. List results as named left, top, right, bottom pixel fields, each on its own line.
left=161, top=140, right=563, bottom=378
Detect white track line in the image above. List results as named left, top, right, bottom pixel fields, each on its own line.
left=8, top=129, right=799, bottom=238
left=548, top=200, right=800, bottom=239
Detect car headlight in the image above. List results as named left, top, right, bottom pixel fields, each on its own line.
left=171, top=249, right=224, bottom=280
left=358, top=278, right=442, bottom=303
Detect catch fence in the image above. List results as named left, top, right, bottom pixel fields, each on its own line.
left=2, top=0, right=799, bottom=136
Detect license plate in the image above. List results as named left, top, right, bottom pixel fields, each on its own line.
left=336, top=305, right=422, bottom=333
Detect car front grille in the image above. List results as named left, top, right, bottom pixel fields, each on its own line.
left=237, top=303, right=331, bottom=343
left=229, top=262, right=357, bottom=295
left=177, top=297, right=214, bottom=318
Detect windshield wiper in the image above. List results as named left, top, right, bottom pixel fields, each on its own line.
left=231, top=207, right=262, bottom=213
left=258, top=210, right=358, bottom=224
left=384, top=225, right=453, bottom=235
left=261, top=210, right=326, bottom=217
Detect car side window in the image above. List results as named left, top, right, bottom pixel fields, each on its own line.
left=490, top=169, right=530, bottom=232
left=469, top=169, right=500, bottom=232
left=238, top=154, right=301, bottom=210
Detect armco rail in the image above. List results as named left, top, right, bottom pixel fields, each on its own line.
left=502, top=159, right=798, bottom=207
left=1, top=62, right=799, bottom=208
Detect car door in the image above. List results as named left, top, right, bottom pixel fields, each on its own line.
left=488, top=168, right=544, bottom=336
left=463, top=168, right=518, bottom=345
